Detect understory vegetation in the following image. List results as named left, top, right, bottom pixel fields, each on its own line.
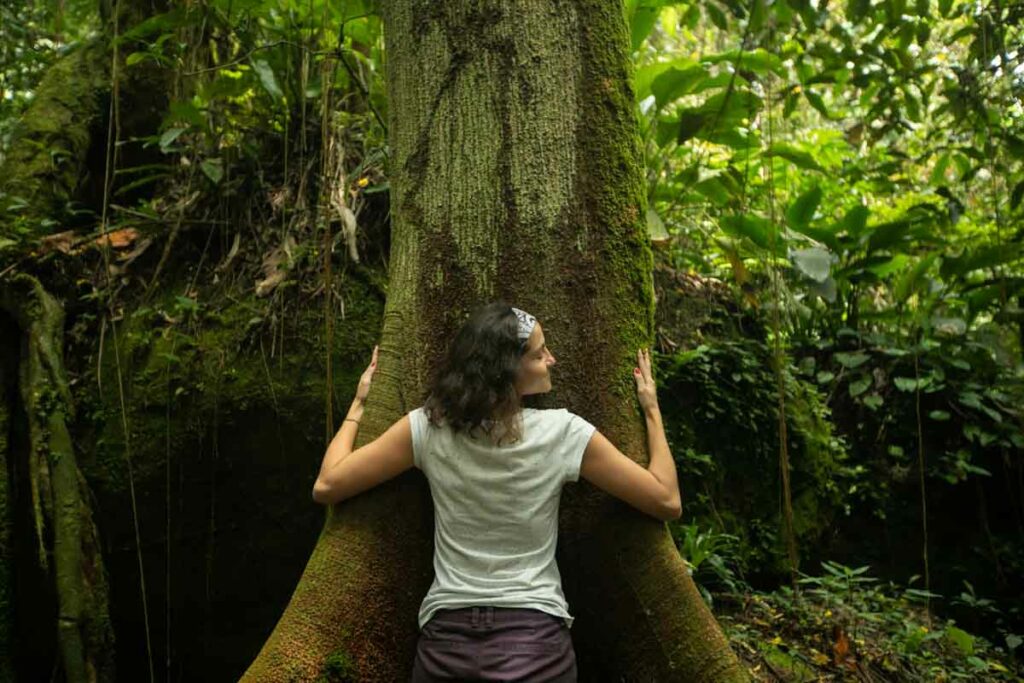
left=1, top=0, right=1021, bottom=680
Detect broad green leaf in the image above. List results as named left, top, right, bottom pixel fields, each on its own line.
left=631, top=6, right=660, bottom=50
left=895, top=376, right=930, bottom=392
left=167, top=100, right=204, bottom=127
left=867, top=254, right=910, bottom=278
left=786, top=186, right=822, bottom=228
left=635, top=60, right=679, bottom=100
left=677, top=112, right=706, bottom=143
left=862, top=394, right=884, bottom=410
left=804, top=90, right=830, bottom=118
left=795, top=227, right=839, bottom=251
left=894, top=252, right=939, bottom=301
left=253, top=59, right=283, bottom=100
left=201, top=158, right=224, bottom=184
left=764, top=143, right=823, bottom=171
left=866, top=220, right=911, bottom=253
left=696, top=89, right=762, bottom=126
left=651, top=64, right=708, bottom=106
left=930, top=153, right=951, bottom=185
left=849, top=377, right=871, bottom=397
left=840, top=205, right=870, bottom=236
left=940, top=243, right=1023, bottom=279
left=655, top=117, right=681, bottom=147
left=834, top=351, right=870, bottom=368
left=701, top=49, right=782, bottom=75
left=159, top=127, right=187, bottom=151
left=116, top=8, right=186, bottom=43
left=705, top=2, right=729, bottom=29
left=647, top=208, right=669, bottom=241
left=946, top=626, right=974, bottom=656
left=694, top=176, right=737, bottom=205
left=720, top=214, right=782, bottom=252
left=929, top=410, right=951, bottom=421
left=0, top=237, right=17, bottom=251
left=792, top=247, right=832, bottom=282
left=126, top=51, right=149, bottom=66
left=807, top=276, right=837, bottom=302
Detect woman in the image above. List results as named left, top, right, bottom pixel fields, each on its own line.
left=312, top=302, right=682, bottom=682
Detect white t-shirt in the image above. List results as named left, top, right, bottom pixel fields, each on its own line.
left=409, top=406, right=597, bottom=629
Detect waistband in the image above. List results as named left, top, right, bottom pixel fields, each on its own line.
left=431, top=606, right=559, bottom=628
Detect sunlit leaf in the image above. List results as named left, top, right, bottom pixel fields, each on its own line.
left=652, top=64, right=707, bottom=107
left=701, top=49, right=783, bottom=75
left=764, top=143, right=823, bottom=171
left=647, top=207, right=669, bottom=241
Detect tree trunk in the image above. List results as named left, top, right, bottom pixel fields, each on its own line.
left=0, top=275, right=115, bottom=682
left=246, top=1, right=747, bottom=681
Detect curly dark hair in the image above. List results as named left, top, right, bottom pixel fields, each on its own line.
left=423, top=302, right=528, bottom=445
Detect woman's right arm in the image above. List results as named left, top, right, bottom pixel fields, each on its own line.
left=578, top=348, right=682, bottom=522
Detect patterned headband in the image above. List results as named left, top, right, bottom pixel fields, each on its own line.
left=511, top=307, right=537, bottom=345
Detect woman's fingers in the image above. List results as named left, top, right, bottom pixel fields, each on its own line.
left=635, top=348, right=653, bottom=385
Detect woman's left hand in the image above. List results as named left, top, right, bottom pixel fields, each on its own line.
left=355, top=345, right=379, bottom=403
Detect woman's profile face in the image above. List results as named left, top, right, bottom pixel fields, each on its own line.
left=515, top=322, right=556, bottom=397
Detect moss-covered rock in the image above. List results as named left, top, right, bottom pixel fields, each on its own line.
left=72, top=272, right=384, bottom=681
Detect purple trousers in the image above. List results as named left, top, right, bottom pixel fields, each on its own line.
left=410, top=606, right=577, bottom=682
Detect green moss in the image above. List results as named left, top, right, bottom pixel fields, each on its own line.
left=316, top=649, right=358, bottom=683
left=0, top=40, right=109, bottom=233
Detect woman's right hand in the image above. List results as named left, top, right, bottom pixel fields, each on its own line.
left=633, top=348, right=660, bottom=415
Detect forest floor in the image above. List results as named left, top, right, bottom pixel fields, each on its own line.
left=713, top=581, right=1022, bottom=682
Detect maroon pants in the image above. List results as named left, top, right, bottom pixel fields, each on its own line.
left=411, top=606, right=577, bottom=682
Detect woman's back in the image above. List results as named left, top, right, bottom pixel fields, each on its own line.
left=410, top=406, right=595, bottom=629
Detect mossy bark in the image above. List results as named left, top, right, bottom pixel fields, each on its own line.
left=0, top=0, right=169, bottom=237
left=1, top=275, right=115, bottom=682
left=0, top=42, right=110, bottom=233
left=245, top=1, right=747, bottom=680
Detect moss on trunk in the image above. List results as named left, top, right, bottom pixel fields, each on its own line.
left=1, top=275, right=115, bottom=683
left=245, top=1, right=747, bottom=680
left=0, top=42, right=110, bottom=234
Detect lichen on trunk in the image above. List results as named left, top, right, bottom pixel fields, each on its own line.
left=245, top=1, right=747, bottom=681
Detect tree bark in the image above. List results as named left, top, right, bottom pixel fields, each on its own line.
left=245, top=1, right=747, bottom=680
left=1, top=275, right=115, bottom=683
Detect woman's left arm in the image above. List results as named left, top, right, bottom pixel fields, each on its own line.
left=312, top=346, right=415, bottom=505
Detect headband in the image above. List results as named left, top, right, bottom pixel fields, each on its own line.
left=511, top=307, right=537, bottom=346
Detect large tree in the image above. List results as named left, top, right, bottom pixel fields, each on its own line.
left=245, top=1, right=747, bottom=681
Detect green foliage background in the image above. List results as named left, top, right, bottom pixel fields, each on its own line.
left=1, top=0, right=1021, bottom=678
